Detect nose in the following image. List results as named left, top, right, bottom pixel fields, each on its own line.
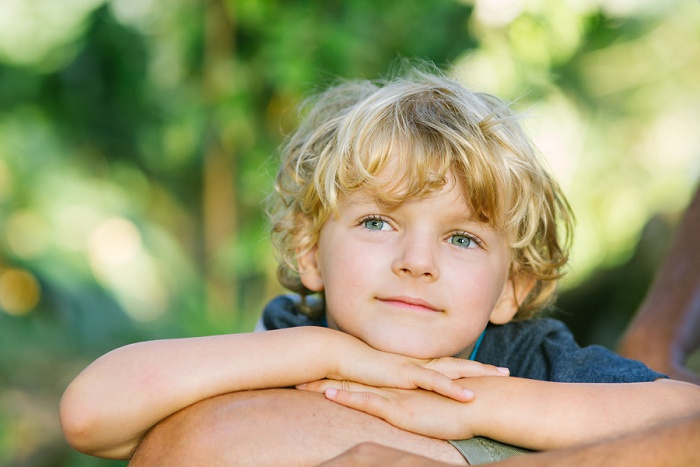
left=391, top=232, right=440, bottom=281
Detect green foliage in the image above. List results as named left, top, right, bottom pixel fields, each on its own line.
left=0, top=0, right=698, bottom=464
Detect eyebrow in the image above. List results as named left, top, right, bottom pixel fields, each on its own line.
left=342, top=193, right=382, bottom=209
left=345, top=193, right=488, bottom=226
left=443, top=212, right=497, bottom=234
left=443, top=211, right=478, bottom=224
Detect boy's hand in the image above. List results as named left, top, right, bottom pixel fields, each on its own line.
left=324, top=330, right=508, bottom=403
left=298, top=378, right=477, bottom=439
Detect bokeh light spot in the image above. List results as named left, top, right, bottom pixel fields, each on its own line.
left=0, top=0, right=106, bottom=68
left=5, top=210, right=50, bottom=260
left=88, top=217, right=142, bottom=267
left=473, top=0, right=524, bottom=27
left=0, top=268, right=41, bottom=316
left=88, top=217, right=168, bottom=322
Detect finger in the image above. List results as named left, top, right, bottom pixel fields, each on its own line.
left=295, top=380, right=328, bottom=393
left=408, top=367, right=475, bottom=402
left=324, top=388, right=393, bottom=420
left=324, top=388, right=428, bottom=435
left=296, top=379, right=374, bottom=394
left=426, top=357, right=510, bottom=379
left=325, top=387, right=467, bottom=440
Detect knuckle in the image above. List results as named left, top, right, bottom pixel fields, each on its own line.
left=360, top=392, right=375, bottom=405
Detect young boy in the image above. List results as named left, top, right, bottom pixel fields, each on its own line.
left=60, top=65, right=700, bottom=464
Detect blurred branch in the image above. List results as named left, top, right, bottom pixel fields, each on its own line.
left=202, top=0, right=237, bottom=321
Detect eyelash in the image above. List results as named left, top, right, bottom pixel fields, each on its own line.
left=450, top=231, right=483, bottom=249
left=360, top=215, right=392, bottom=231
left=359, top=215, right=483, bottom=249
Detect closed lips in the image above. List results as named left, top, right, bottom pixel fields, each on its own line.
left=377, top=296, right=442, bottom=312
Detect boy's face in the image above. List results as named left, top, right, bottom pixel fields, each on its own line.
left=298, top=175, right=523, bottom=359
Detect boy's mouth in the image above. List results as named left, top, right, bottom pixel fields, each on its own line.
left=377, top=296, right=442, bottom=313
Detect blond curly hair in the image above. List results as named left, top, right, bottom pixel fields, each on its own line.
left=266, top=66, right=573, bottom=319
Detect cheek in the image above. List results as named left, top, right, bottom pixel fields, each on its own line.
left=318, top=248, right=378, bottom=327
left=317, top=251, right=358, bottom=306
left=492, top=262, right=512, bottom=300
left=321, top=261, right=367, bottom=304
left=317, top=235, right=373, bottom=282
left=450, top=262, right=509, bottom=309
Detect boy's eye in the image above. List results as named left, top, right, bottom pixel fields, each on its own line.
left=363, top=218, right=391, bottom=231
left=450, top=234, right=478, bottom=249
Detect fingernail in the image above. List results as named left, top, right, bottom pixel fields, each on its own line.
left=326, top=388, right=338, bottom=398
left=463, top=388, right=474, bottom=399
left=296, top=383, right=307, bottom=389
left=497, top=367, right=510, bottom=375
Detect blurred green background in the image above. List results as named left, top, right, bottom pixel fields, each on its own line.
left=1, top=0, right=698, bottom=465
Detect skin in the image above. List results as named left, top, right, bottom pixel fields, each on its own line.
left=129, top=389, right=468, bottom=466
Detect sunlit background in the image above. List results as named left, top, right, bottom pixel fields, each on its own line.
left=1, top=0, right=699, bottom=465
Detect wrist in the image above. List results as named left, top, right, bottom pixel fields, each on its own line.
left=452, top=378, right=487, bottom=439
left=310, top=326, right=360, bottom=379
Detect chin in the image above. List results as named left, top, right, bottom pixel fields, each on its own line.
left=371, top=338, right=451, bottom=359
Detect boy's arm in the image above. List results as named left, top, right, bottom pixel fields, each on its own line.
left=304, top=376, right=700, bottom=450
left=320, top=408, right=700, bottom=467
left=60, top=326, right=501, bottom=459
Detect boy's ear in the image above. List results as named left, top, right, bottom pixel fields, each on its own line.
left=489, top=275, right=536, bottom=324
left=297, top=245, right=324, bottom=292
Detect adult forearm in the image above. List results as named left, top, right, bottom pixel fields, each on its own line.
left=619, top=185, right=700, bottom=382
left=129, top=389, right=467, bottom=466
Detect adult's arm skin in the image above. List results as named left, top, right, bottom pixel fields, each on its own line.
left=618, top=185, right=700, bottom=385
left=128, top=389, right=467, bottom=466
